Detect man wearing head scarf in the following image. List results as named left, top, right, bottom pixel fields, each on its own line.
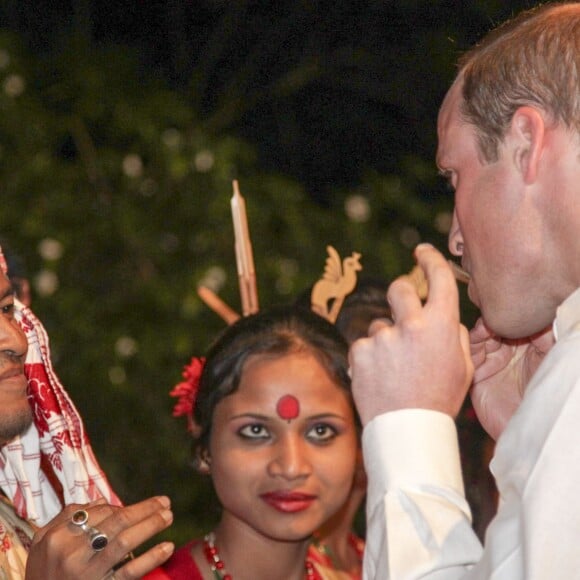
left=0, top=247, right=175, bottom=579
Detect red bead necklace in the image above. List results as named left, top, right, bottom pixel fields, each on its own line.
left=203, top=532, right=319, bottom=580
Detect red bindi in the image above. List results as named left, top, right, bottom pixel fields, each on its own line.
left=276, top=394, right=300, bottom=421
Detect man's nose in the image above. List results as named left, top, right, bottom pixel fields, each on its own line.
left=448, top=208, right=464, bottom=256
left=0, top=314, right=28, bottom=359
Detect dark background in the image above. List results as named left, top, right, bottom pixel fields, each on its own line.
left=1, top=0, right=535, bottom=203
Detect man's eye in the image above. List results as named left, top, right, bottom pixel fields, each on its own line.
left=1, top=303, right=15, bottom=316
left=306, top=423, right=337, bottom=443
left=238, top=424, right=269, bottom=440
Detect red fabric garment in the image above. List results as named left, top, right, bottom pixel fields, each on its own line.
left=307, top=532, right=364, bottom=580
left=144, top=538, right=329, bottom=579
left=143, top=541, right=203, bottom=580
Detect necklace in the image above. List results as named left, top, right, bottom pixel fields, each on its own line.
left=311, top=531, right=364, bottom=569
left=203, top=532, right=319, bottom=580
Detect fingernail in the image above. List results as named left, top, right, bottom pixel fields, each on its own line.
left=415, top=243, right=434, bottom=251
left=161, top=509, right=174, bottom=523
left=160, top=542, right=175, bottom=555
left=157, top=496, right=171, bottom=508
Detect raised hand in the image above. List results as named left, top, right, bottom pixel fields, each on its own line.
left=350, top=244, right=473, bottom=426
left=469, top=317, right=554, bottom=440
left=26, top=496, right=174, bottom=580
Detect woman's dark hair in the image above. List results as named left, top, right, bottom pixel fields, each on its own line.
left=333, top=278, right=390, bottom=345
left=294, top=276, right=391, bottom=345
left=193, top=305, right=351, bottom=456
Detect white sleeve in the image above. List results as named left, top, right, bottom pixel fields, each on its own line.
left=362, top=410, right=483, bottom=580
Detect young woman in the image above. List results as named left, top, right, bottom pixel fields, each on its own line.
left=146, top=306, right=359, bottom=580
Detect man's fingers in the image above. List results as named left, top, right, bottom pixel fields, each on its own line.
left=386, top=276, right=423, bottom=323
left=109, top=542, right=175, bottom=580
left=414, top=244, right=459, bottom=320
left=470, top=317, right=493, bottom=344
left=95, top=497, right=173, bottom=557
left=32, top=499, right=110, bottom=546
left=367, top=317, right=393, bottom=336
left=459, top=324, right=475, bottom=385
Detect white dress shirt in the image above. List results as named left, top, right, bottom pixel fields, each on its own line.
left=362, top=287, right=580, bottom=579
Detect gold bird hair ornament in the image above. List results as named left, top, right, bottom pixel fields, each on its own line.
left=311, top=246, right=363, bottom=323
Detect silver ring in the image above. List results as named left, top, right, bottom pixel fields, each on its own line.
left=88, top=527, right=109, bottom=551
left=71, top=509, right=109, bottom=552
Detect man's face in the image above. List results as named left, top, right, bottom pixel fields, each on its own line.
left=438, top=82, right=551, bottom=338
left=0, top=272, right=30, bottom=446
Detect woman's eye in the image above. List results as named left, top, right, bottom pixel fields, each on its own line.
left=306, top=423, right=337, bottom=443
left=238, top=424, right=269, bottom=440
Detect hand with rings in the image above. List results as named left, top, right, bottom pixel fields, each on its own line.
left=25, top=496, right=175, bottom=580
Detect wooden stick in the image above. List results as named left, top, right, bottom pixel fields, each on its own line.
left=448, top=260, right=471, bottom=284
left=197, top=286, right=240, bottom=325
left=231, top=180, right=259, bottom=315
left=405, top=260, right=470, bottom=301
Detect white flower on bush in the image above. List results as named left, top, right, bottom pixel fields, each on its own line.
left=194, top=150, right=214, bottom=172
left=115, top=336, right=138, bottom=358
left=38, top=238, right=63, bottom=261
left=122, top=154, right=143, bottom=178
left=198, top=266, right=227, bottom=291
left=345, top=195, right=370, bottom=223
left=34, top=270, right=59, bottom=296
left=3, top=74, right=25, bottom=97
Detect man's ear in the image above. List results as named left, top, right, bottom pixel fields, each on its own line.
left=509, top=106, right=546, bottom=184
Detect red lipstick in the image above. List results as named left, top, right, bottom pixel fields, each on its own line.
left=260, top=491, right=316, bottom=513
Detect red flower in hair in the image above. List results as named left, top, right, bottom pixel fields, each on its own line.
left=170, top=356, right=206, bottom=433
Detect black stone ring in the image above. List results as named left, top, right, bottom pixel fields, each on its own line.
left=88, top=527, right=109, bottom=551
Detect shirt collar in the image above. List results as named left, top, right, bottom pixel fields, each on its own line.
left=553, top=287, right=580, bottom=341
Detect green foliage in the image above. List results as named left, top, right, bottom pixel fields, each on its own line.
left=0, top=30, right=465, bottom=548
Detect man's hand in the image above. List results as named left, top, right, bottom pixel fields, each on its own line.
left=470, top=318, right=554, bottom=440
left=350, top=244, right=473, bottom=426
left=26, top=496, right=174, bottom=579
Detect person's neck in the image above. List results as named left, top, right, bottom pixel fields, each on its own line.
left=209, top=518, right=310, bottom=580
left=313, top=487, right=363, bottom=570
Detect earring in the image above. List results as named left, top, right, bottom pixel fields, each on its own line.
left=194, top=453, right=211, bottom=475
